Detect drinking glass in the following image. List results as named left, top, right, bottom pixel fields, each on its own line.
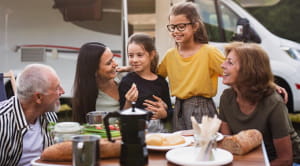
left=86, top=111, right=107, bottom=125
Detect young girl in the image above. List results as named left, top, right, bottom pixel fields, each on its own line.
left=118, top=33, right=173, bottom=132
left=158, top=2, right=225, bottom=131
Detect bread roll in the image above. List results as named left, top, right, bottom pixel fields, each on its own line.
left=100, top=139, right=121, bottom=158
left=221, top=129, right=262, bottom=155
left=163, top=134, right=185, bottom=146
left=40, top=138, right=121, bottom=162
left=146, top=134, right=164, bottom=146
left=146, top=134, right=185, bottom=146
left=40, top=141, right=72, bottom=161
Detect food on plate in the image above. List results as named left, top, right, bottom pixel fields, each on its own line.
left=164, top=134, right=186, bottom=146
left=146, top=134, right=185, bottom=146
left=220, top=129, right=263, bottom=155
left=40, top=138, right=121, bottom=162
left=146, top=134, right=164, bottom=146
left=178, top=130, right=194, bottom=136
left=82, top=124, right=121, bottom=138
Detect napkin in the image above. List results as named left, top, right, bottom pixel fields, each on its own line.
left=191, top=115, right=221, bottom=161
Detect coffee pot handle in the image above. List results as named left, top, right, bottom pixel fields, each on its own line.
left=147, top=111, right=153, bottom=121
left=103, top=111, right=120, bottom=142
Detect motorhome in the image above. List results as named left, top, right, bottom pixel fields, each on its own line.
left=1, top=0, right=300, bottom=113
left=155, top=0, right=300, bottom=113
left=0, top=0, right=125, bottom=103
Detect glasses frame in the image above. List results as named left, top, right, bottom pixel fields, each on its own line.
left=166, top=22, right=193, bottom=32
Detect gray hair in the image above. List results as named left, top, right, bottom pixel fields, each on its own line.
left=16, top=64, right=58, bottom=101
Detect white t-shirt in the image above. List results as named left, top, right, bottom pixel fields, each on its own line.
left=18, top=119, right=43, bottom=166
left=95, top=75, right=123, bottom=112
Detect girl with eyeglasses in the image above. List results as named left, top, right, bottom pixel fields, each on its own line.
left=118, top=33, right=173, bottom=132
left=116, top=2, right=288, bottom=132
left=157, top=2, right=225, bottom=131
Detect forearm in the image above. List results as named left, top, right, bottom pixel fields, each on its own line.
left=271, top=136, right=293, bottom=166
left=122, top=100, right=132, bottom=110
left=220, top=121, right=232, bottom=135
left=270, top=158, right=292, bottom=166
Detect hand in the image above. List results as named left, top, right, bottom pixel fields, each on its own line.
left=116, top=66, right=132, bottom=72
left=125, top=83, right=138, bottom=103
left=143, top=95, right=167, bottom=120
left=274, top=83, right=288, bottom=104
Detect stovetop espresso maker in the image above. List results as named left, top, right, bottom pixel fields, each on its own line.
left=104, top=107, right=152, bottom=166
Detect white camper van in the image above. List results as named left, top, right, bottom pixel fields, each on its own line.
left=155, top=0, right=300, bottom=112
left=0, top=0, right=125, bottom=103
left=1, top=0, right=300, bottom=113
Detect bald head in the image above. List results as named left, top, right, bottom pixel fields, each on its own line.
left=16, top=64, right=59, bottom=101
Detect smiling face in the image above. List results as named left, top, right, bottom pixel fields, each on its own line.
left=128, top=42, right=153, bottom=74
left=41, top=71, right=65, bottom=113
left=97, top=48, right=118, bottom=80
left=221, top=50, right=240, bottom=87
left=168, top=14, right=196, bottom=44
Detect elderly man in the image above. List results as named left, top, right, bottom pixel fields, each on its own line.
left=0, top=64, right=65, bottom=166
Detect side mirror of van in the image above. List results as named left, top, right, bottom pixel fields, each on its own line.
left=231, top=18, right=261, bottom=43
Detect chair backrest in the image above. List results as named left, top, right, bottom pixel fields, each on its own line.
left=0, top=71, right=16, bottom=102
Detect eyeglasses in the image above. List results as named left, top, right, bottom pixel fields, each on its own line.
left=166, top=22, right=193, bottom=32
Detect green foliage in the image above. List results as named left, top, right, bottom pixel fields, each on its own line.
left=245, top=0, right=300, bottom=42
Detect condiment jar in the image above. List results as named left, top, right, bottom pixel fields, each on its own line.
left=53, top=122, right=82, bottom=143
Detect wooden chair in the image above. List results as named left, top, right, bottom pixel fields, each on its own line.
left=4, top=71, right=16, bottom=94
left=0, top=71, right=16, bottom=101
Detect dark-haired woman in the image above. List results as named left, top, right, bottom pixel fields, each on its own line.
left=72, top=42, right=120, bottom=124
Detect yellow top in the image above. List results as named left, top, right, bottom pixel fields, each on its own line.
left=157, top=44, right=225, bottom=99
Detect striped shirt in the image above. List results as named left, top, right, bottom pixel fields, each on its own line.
left=0, top=96, right=57, bottom=166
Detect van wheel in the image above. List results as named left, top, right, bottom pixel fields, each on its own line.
left=275, top=77, right=294, bottom=113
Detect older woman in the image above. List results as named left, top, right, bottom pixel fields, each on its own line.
left=219, top=42, right=293, bottom=165
left=72, top=42, right=120, bottom=124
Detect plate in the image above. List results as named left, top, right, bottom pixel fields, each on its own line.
left=146, top=133, right=192, bottom=151
left=174, top=130, right=224, bottom=142
left=166, top=147, right=233, bottom=166
left=31, top=157, right=71, bottom=166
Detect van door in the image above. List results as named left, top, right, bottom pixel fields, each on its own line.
left=194, top=0, right=241, bottom=44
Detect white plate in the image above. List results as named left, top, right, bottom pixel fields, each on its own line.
left=174, top=131, right=224, bottom=142
left=146, top=133, right=192, bottom=151
left=166, top=147, right=233, bottom=166
left=31, top=157, right=71, bottom=166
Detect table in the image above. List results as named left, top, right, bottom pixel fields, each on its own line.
left=32, top=144, right=269, bottom=166
left=101, top=144, right=268, bottom=166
